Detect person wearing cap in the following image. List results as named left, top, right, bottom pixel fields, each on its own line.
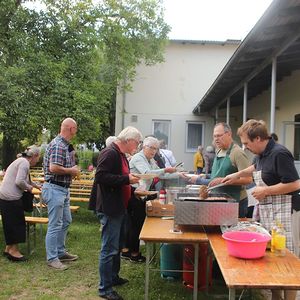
left=0, top=145, right=41, bottom=262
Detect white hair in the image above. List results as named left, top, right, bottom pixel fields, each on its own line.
left=117, top=126, right=143, bottom=142
left=105, top=136, right=117, bottom=147
left=143, top=136, right=159, bottom=148
left=19, top=145, right=40, bottom=157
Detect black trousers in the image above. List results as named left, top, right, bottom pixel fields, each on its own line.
left=125, top=197, right=146, bottom=253
left=0, top=198, right=26, bottom=245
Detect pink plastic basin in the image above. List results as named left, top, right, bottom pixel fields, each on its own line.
left=222, top=231, right=271, bottom=259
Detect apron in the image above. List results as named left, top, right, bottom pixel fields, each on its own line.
left=253, top=170, right=294, bottom=253
left=211, top=144, right=241, bottom=200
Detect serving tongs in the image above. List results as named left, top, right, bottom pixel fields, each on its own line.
left=207, top=182, right=226, bottom=191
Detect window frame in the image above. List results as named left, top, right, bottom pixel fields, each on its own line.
left=185, top=121, right=205, bottom=153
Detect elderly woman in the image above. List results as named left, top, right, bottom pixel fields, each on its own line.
left=0, top=145, right=41, bottom=262
left=121, top=136, right=180, bottom=262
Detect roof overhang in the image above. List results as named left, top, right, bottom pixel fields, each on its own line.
left=193, top=0, right=300, bottom=114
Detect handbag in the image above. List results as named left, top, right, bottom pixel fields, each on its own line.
left=21, top=191, right=34, bottom=212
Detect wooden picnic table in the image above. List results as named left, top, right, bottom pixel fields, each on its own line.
left=207, top=232, right=300, bottom=299
left=140, top=217, right=209, bottom=300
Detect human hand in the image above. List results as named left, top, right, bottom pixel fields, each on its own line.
left=129, top=173, right=140, bottom=184
left=208, top=177, right=223, bottom=187
left=188, top=175, right=198, bottom=184
left=71, top=165, right=81, bottom=178
left=221, top=173, right=239, bottom=185
left=164, top=167, right=176, bottom=173
left=251, top=186, right=268, bottom=200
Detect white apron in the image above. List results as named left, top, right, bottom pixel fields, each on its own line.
left=253, top=170, right=294, bottom=253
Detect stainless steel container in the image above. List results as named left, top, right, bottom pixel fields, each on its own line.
left=174, top=193, right=238, bottom=226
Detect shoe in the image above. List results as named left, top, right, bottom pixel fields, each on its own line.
left=112, top=277, right=129, bottom=286
left=47, top=259, right=68, bottom=270
left=6, top=253, right=28, bottom=262
left=120, top=251, right=131, bottom=260
left=100, top=291, right=123, bottom=300
left=130, top=253, right=146, bottom=263
left=59, top=252, right=78, bottom=262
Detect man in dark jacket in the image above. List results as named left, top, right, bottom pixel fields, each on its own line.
left=89, top=126, right=142, bottom=300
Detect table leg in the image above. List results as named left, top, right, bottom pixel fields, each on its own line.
left=145, top=242, right=150, bottom=300
left=229, top=288, right=236, bottom=300
left=206, top=242, right=212, bottom=293
left=193, top=243, right=199, bottom=300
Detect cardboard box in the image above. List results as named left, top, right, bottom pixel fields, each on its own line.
left=146, top=200, right=174, bottom=217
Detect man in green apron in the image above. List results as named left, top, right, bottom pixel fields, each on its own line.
left=209, top=123, right=252, bottom=217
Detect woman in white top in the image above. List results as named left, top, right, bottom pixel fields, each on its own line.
left=0, top=145, right=41, bottom=262
left=121, top=137, right=180, bottom=262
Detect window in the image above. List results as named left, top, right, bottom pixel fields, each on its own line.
left=152, top=120, right=171, bottom=146
left=186, top=121, right=204, bottom=152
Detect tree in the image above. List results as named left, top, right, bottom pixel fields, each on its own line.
left=0, top=0, right=170, bottom=168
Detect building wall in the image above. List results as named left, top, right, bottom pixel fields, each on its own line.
left=115, top=41, right=239, bottom=171
left=219, top=70, right=300, bottom=158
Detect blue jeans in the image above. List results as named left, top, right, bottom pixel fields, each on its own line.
left=97, top=212, right=126, bottom=296
left=42, top=182, right=72, bottom=261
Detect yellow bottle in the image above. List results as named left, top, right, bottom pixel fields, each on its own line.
left=274, top=223, right=286, bottom=256
left=271, top=224, right=277, bottom=253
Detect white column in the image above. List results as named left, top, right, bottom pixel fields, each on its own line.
left=226, top=98, right=230, bottom=125
left=243, top=83, right=248, bottom=123
left=270, top=57, right=277, bottom=133
left=215, top=107, right=219, bottom=124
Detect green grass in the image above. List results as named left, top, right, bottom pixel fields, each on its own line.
left=0, top=204, right=265, bottom=299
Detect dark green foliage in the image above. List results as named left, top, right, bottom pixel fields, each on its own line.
left=0, top=0, right=170, bottom=167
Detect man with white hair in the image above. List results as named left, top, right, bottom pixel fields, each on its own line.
left=89, top=126, right=142, bottom=300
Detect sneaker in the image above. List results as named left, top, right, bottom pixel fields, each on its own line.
left=47, top=259, right=68, bottom=270
left=59, top=252, right=78, bottom=262
left=120, top=251, right=131, bottom=260
left=130, top=253, right=146, bottom=263
left=100, top=291, right=123, bottom=300
left=112, top=277, right=129, bottom=286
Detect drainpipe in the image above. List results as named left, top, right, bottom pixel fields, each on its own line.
left=243, top=83, right=248, bottom=123
left=270, top=57, right=277, bottom=133
left=226, top=98, right=230, bottom=125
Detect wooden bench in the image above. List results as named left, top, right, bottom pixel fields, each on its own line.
left=70, top=196, right=89, bottom=203
left=207, top=232, right=300, bottom=299
left=25, top=216, right=48, bottom=254
left=33, top=203, right=80, bottom=213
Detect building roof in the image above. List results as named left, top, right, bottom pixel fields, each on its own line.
left=170, top=39, right=241, bottom=46
left=193, top=0, right=300, bottom=114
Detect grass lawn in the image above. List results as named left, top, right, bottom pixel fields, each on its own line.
left=0, top=203, right=265, bottom=300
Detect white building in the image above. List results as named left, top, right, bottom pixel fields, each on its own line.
left=116, top=0, right=300, bottom=173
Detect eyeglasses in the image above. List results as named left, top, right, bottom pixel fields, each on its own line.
left=213, top=132, right=227, bottom=139
left=146, top=145, right=158, bottom=151
left=130, top=139, right=142, bottom=146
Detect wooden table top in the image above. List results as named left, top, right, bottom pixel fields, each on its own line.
left=140, top=217, right=208, bottom=243
left=208, top=232, right=300, bottom=290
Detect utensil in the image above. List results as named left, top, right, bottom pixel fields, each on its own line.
left=175, top=162, right=184, bottom=168
left=207, top=183, right=226, bottom=191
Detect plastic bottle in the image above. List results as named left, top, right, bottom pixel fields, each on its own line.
left=159, top=188, right=167, bottom=205
left=274, top=223, right=286, bottom=256
left=270, top=222, right=278, bottom=253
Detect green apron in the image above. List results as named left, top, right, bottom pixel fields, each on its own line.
left=211, top=143, right=241, bottom=200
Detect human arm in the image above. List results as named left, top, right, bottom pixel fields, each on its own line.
left=252, top=180, right=300, bottom=200
left=15, top=160, right=33, bottom=192
left=221, top=164, right=255, bottom=185
left=50, top=163, right=80, bottom=177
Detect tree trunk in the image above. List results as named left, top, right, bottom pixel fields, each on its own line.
left=2, top=134, right=18, bottom=169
